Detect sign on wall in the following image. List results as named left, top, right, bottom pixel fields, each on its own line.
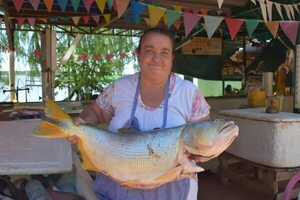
left=182, top=37, right=222, bottom=56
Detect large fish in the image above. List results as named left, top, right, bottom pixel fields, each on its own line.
left=34, top=99, right=238, bottom=189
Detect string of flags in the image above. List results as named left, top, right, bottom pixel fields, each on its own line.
left=34, top=50, right=138, bottom=61
left=7, top=0, right=300, bottom=46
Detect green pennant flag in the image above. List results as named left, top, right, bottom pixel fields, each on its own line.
left=166, top=10, right=182, bottom=27
left=70, top=0, right=80, bottom=11
left=245, top=19, right=261, bottom=36
left=106, top=0, right=113, bottom=11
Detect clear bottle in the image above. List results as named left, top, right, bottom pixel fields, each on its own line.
left=25, top=180, right=52, bottom=200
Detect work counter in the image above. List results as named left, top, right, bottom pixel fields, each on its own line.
left=218, top=108, right=300, bottom=168
left=0, top=119, right=72, bottom=175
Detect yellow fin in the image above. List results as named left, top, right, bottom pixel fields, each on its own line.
left=34, top=121, right=66, bottom=138
left=44, top=98, right=72, bottom=123
left=77, top=139, right=101, bottom=172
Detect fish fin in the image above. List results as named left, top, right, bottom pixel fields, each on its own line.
left=44, top=98, right=72, bottom=123
left=121, top=166, right=184, bottom=189
left=33, top=121, right=66, bottom=138
left=77, top=140, right=101, bottom=172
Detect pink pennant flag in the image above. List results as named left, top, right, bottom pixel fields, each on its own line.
left=183, top=12, right=201, bottom=36
left=280, top=21, right=299, bottom=46
left=16, top=18, right=26, bottom=26
left=106, top=54, right=114, bottom=61
left=83, top=0, right=94, bottom=12
left=225, top=17, right=244, bottom=40
left=29, top=0, right=39, bottom=10
left=117, top=0, right=129, bottom=17
left=13, top=0, right=24, bottom=12
left=82, top=16, right=90, bottom=24
left=72, top=16, right=80, bottom=25
left=27, top=18, right=36, bottom=26
left=94, top=54, right=101, bottom=60
left=92, top=15, right=100, bottom=23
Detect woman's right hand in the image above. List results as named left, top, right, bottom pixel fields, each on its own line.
left=66, top=117, right=87, bottom=144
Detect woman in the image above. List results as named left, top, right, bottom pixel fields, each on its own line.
left=69, top=27, right=210, bottom=200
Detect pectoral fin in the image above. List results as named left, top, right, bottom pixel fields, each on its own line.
left=77, top=140, right=101, bottom=172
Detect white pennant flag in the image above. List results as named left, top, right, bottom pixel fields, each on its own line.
left=275, top=3, right=284, bottom=20
left=72, top=16, right=80, bottom=25
left=259, top=0, right=267, bottom=22
left=288, top=5, right=295, bottom=20
left=217, top=0, right=223, bottom=9
left=293, top=4, right=300, bottom=14
left=250, top=0, right=256, bottom=5
left=283, top=4, right=291, bottom=20
left=266, top=0, right=273, bottom=21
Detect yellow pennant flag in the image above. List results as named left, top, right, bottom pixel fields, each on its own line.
left=148, top=5, right=166, bottom=27
left=172, top=5, right=182, bottom=11
left=103, top=14, right=111, bottom=23
left=95, top=0, right=106, bottom=13
left=143, top=18, right=150, bottom=26
left=72, top=16, right=80, bottom=25
left=265, top=21, right=279, bottom=38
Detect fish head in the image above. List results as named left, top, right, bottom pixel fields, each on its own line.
left=181, top=119, right=238, bottom=160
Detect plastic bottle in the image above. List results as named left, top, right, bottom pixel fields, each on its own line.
left=25, top=180, right=52, bottom=200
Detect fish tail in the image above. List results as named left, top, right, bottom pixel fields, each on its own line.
left=33, top=98, right=74, bottom=138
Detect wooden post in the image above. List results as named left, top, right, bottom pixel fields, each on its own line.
left=8, top=50, right=15, bottom=101
left=41, top=29, right=57, bottom=100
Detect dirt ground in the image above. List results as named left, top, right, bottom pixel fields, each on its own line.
left=197, top=171, right=272, bottom=200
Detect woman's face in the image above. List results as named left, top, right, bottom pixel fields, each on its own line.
left=138, top=32, right=174, bottom=82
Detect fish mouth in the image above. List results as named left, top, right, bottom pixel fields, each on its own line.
left=184, top=121, right=238, bottom=159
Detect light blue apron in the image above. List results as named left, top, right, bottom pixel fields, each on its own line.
left=93, top=75, right=190, bottom=200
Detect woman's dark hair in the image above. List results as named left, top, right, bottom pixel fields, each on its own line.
left=137, top=27, right=175, bottom=54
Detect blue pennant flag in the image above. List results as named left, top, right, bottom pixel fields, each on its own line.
left=131, top=0, right=146, bottom=23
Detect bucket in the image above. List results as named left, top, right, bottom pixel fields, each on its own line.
left=248, top=90, right=266, bottom=107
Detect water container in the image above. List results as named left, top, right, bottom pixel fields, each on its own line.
left=25, top=180, right=52, bottom=200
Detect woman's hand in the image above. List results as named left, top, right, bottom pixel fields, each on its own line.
left=66, top=117, right=87, bottom=144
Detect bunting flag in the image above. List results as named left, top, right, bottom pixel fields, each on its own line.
left=266, top=0, right=272, bottom=21
left=103, top=14, right=111, bottom=23
left=83, top=0, right=94, bottom=12
left=148, top=5, right=166, bottom=27
left=143, top=18, right=150, bottom=26
left=199, top=8, right=208, bottom=16
left=94, top=54, right=101, bottom=60
left=120, top=52, right=127, bottom=58
left=57, top=0, right=68, bottom=11
left=95, top=0, right=106, bottom=13
left=34, top=50, right=41, bottom=58
left=225, top=17, right=244, bottom=40
left=173, top=19, right=181, bottom=30
left=259, top=0, right=267, bottom=22
left=172, top=5, right=182, bottom=11
left=217, top=0, right=223, bottom=9
left=288, top=5, right=295, bottom=20
left=92, top=15, right=100, bottom=23
left=275, top=3, right=284, bottom=20
left=16, top=18, right=26, bottom=26
left=293, top=4, right=299, bottom=14
left=166, top=10, right=181, bottom=28
left=280, top=21, right=299, bottom=46
left=44, top=0, right=54, bottom=12
left=183, top=12, right=201, bottom=36
left=283, top=5, right=292, bottom=21
left=182, top=7, right=192, bottom=13
left=28, top=0, right=39, bottom=10
left=131, top=0, right=146, bottom=23
left=192, top=8, right=199, bottom=14
left=82, top=16, right=90, bottom=24
left=13, top=0, right=24, bottom=12
left=117, top=0, right=130, bottom=18
left=245, top=19, right=260, bottom=36
left=39, top=18, right=47, bottom=23
left=265, top=21, right=279, bottom=38
left=72, top=16, right=80, bottom=25
left=27, top=17, right=36, bottom=26
left=71, top=0, right=80, bottom=11
left=203, top=16, right=223, bottom=39
left=106, top=54, right=114, bottom=61
left=106, top=0, right=114, bottom=11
